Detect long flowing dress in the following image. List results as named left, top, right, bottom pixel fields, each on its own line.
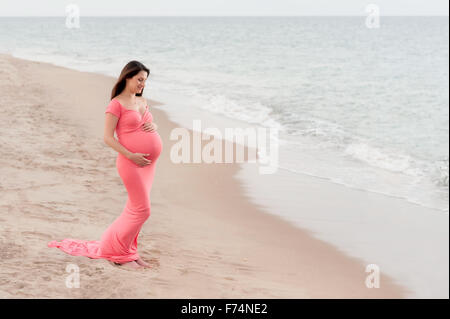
left=47, top=98, right=163, bottom=263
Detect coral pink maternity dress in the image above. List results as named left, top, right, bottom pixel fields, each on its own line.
left=47, top=98, right=163, bottom=263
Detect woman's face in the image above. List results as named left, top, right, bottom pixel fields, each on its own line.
left=127, top=70, right=148, bottom=94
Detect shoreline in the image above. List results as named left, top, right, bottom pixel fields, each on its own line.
left=148, top=86, right=450, bottom=298
left=1, top=53, right=410, bottom=298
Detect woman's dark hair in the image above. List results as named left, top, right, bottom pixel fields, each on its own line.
left=111, top=60, right=150, bottom=100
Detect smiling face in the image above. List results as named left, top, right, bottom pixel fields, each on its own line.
left=127, top=70, right=148, bottom=94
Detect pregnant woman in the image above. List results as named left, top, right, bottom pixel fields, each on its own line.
left=48, top=61, right=163, bottom=269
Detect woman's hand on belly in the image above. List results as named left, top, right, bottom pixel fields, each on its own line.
left=141, top=121, right=158, bottom=132
left=127, top=152, right=152, bottom=167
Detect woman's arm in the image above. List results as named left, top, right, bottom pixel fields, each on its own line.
left=103, top=113, right=133, bottom=159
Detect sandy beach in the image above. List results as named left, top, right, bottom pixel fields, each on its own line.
left=0, top=53, right=410, bottom=298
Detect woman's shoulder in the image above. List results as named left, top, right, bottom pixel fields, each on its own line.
left=105, top=98, right=122, bottom=118
left=111, top=96, right=122, bottom=105
left=110, top=95, right=147, bottom=109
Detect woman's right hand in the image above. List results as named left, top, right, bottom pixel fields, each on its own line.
left=127, top=152, right=152, bottom=167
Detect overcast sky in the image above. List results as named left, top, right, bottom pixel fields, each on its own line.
left=0, top=0, right=448, bottom=16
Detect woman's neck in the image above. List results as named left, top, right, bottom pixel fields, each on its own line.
left=121, top=89, right=136, bottom=102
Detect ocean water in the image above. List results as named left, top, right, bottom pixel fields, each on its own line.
left=0, top=16, right=448, bottom=214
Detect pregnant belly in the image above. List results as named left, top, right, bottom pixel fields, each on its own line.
left=119, top=130, right=163, bottom=161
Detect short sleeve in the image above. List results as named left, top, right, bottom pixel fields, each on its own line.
left=105, top=99, right=121, bottom=118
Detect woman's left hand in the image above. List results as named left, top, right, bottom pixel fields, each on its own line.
left=142, top=121, right=158, bottom=132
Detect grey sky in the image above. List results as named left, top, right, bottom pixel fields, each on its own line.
left=0, top=0, right=448, bottom=16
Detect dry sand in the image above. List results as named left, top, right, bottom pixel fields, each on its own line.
left=0, top=53, right=408, bottom=298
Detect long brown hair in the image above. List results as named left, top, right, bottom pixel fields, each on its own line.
left=111, top=60, right=150, bottom=100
